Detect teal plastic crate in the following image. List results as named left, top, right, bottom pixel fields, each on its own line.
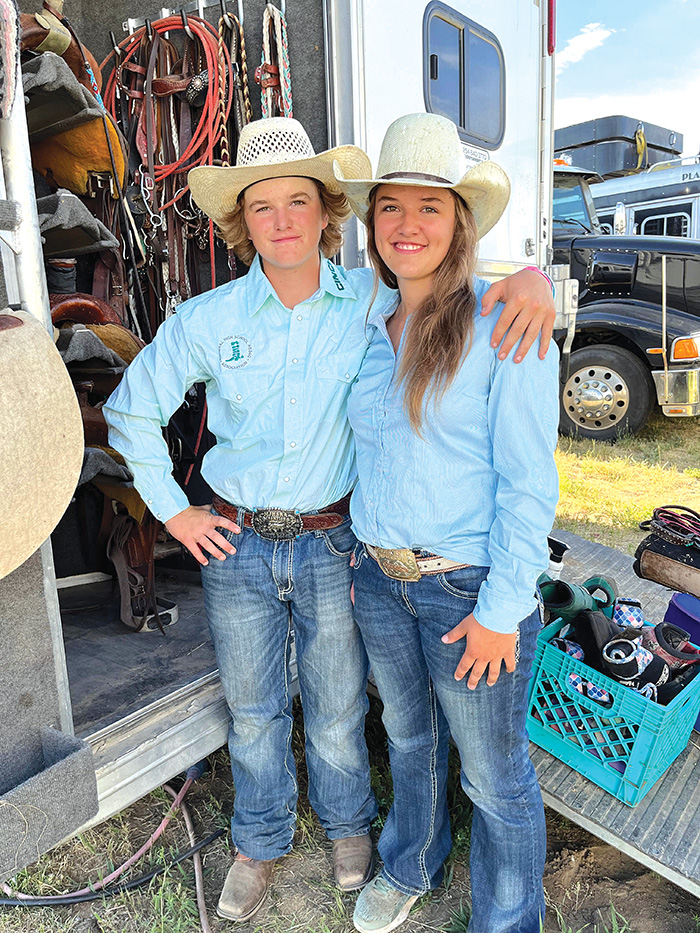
left=527, top=619, right=700, bottom=806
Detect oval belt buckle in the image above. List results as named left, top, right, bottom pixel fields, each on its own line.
left=374, top=546, right=422, bottom=582
left=251, top=507, right=303, bottom=541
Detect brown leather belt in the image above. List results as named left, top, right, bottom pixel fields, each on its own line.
left=212, top=494, right=351, bottom=541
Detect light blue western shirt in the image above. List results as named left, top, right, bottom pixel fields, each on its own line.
left=103, top=255, right=393, bottom=522
left=347, top=276, right=560, bottom=634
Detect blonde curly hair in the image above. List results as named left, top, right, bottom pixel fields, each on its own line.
left=216, top=179, right=351, bottom=265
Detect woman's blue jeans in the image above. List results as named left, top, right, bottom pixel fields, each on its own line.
left=200, top=516, right=376, bottom=860
left=353, top=547, right=546, bottom=933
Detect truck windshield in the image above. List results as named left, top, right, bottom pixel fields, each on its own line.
left=553, top=184, right=592, bottom=232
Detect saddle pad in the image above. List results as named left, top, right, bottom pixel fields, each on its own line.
left=0, top=309, right=83, bottom=579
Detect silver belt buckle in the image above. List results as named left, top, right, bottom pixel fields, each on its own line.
left=251, top=507, right=304, bottom=541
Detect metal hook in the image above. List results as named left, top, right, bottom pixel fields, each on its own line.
left=145, top=18, right=153, bottom=40
left=197, top=0, right=204, bottom=19
left=219, top=0, right=233, bottom=27
left=180, top=9, right=194, bottom=38
left=237, top=0, right=244, bottom=25
left=109, top=29, right=122, bottom=58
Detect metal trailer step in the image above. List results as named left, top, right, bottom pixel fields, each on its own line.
left=536, top=530, right=700, bottom=898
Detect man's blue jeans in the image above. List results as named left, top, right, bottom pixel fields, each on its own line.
left=353, top=548, right=546, bottom=933
left=201, top=515, right=377, bottom=860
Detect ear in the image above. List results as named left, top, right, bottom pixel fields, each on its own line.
left=320, top=212, right=329, bottom=231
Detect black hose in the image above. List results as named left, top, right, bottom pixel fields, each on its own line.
left=0, top=829, right=224, bottom=908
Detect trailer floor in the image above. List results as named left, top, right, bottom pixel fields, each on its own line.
left=60, top=570, right=215, bottom=737
left=537, top=531, right=700, bottom=899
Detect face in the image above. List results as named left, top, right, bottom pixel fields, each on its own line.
left=372, top=184, right=457, bottom=288
left=243, top=176, right=329, bottom=271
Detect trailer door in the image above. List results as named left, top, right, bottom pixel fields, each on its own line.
left=328, top=0, right=549, bottom=270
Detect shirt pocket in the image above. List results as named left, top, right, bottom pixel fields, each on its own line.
left=215, top=371, right=274, bottom=438
left=315, top=352, right=356, bottom=384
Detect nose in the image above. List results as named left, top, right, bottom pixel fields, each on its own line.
left=273, top=207, right=292, bottom=230
left=396, top=209, right=420, bottom=237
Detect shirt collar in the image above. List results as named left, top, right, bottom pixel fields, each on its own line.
left=366, top=279, right=400, bottom=327
left=245, top=253, right=358, bottom=317
left=318, top=257, right=357, bottom=302
left=245, top=254, right=279, bottom=317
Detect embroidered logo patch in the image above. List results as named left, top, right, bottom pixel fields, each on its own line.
left=327, top=259, right=345, bottom=291
left=219, top=335, right=252, bottom=369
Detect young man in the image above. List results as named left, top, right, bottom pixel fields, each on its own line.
left=103, top=117, right=556, bottom=923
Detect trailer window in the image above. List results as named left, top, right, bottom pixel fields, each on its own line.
left=640, top=211, right=691, bottom=238
left=423, top=3, right=505, bottom=149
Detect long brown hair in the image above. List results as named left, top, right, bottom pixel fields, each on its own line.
left=366, top=187, right=479, bottom=432
left=217, top=180, right=350, bottom=265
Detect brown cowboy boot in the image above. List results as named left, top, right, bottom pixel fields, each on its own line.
left=217, top=854, right=277, bottom=922
left=332, top=834, right=374, bottom=891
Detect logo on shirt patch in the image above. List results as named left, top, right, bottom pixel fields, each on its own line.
left=219, top=335, right=252, bottom=369
left=327, top=259, right=345, bottom=291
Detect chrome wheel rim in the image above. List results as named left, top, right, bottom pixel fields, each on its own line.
left=563, top=364, right=630, bottom=432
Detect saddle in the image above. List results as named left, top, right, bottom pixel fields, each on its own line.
left=634, top=506, right=700, bottom=598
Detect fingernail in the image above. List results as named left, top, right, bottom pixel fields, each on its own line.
left=514, top=355, right=522, bottom=363
left=498, top=351, right=506, bottom=360
left=442, top=635, right=449, bottom=643
left=491, top=340, right=498, bottom=347
left=202, top=560, right=209, bottom=566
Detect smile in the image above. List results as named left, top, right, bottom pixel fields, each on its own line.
left=392, top=243, right=426, bottom=252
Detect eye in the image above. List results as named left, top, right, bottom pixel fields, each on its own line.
left=421, top=206, right=438, bottom=213
left=380, top=204, right=398, bottom=212
left=291, top=199, right=308, bottom=206
left=254, top=205, right=270, bottom=213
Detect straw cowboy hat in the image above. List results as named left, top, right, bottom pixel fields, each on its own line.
left=0, top=310, right=83, bottom=580
left=333, top=113, right=511, bottom=238
left=188, top=117, right=372, bottom=227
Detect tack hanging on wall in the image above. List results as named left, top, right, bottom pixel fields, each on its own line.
left=256, top=0, right=293, bottom=119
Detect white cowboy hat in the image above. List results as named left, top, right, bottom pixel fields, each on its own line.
left=333, top=113, right=511, bottom=239
left=188, top=117, right=372, bottom=227
left=0, top=310, right=83, bottom=580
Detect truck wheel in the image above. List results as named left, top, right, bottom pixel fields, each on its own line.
left=560, top=345, right=655, bottom=440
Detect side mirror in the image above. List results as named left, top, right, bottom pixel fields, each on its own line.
left=614, top=201, right=626, bottom=235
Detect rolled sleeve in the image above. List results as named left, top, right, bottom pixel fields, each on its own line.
left=103, top=312, right=204, bottom=523
left=472, top=344, right=560, bottom=634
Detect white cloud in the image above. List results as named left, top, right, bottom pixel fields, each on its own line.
left=556, top=23, right=615, bottom=77
left=555, top=72, right=700, bottom=158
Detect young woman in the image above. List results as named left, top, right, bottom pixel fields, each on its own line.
left=335, top=114, right=560, bottom=933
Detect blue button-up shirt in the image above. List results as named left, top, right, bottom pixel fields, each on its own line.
left=348, top=276, right=560, bottom=634
left=103, top=255, right=394, bottom=522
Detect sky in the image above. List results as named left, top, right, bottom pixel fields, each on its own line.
left=555, top=0, right=700, bottom=158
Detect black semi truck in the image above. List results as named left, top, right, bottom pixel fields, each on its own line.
left=553, top=164, right=700, bottom=440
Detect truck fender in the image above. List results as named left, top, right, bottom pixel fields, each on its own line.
left=571, top=300, right=699, bottom=360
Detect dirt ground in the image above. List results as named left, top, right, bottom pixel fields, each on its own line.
left=543, top=813, right=700, bottom=933
left=2, top=698, right=700, bottom=933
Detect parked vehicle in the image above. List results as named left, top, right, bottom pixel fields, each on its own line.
left=1, top=0, right=570, bottom=880
left=553, top=163, right=700, bottom=440
left=591, top=158, right=700, bottom=239
left=554, top=115, right=699, bottom=240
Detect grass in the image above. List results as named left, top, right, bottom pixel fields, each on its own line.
left=555, top=412, right=700, bottom=553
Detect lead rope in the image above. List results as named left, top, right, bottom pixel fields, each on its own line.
left=260, top=2, right=292, bottom=118
left=217, top=10, right=251, bottom=166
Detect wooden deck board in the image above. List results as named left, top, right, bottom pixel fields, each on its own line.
left=533, top=531, right=700, bottom=896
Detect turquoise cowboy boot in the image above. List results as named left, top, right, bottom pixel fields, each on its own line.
left=538, top=574, right=617, bottom=624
